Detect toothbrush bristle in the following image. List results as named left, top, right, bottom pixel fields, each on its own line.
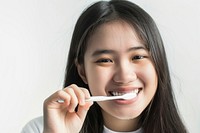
left=123, top=93, right=137, bottom=99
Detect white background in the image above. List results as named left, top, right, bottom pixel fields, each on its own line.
left=0, top=0, right=199, bottom=132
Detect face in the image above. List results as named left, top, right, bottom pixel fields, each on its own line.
left=78, top=21, right=158, bottom=129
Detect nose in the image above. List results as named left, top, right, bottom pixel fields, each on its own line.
left=113, top=61, right=137, bottom=85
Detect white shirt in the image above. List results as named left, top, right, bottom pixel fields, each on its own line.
left=21, top=116, right=144, bottom=133
left=21, top=117, right=43, bottom=133
left=103, top=126, right=143, bottom=133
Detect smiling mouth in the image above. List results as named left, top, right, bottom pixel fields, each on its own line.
left=109, top=88, right=141, bottom=96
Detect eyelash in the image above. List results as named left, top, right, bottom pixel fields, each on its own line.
left=95, top=55, right=147, bottom=64
left=96, top=58, right=113, bottom=63
left=132, top=55, right=147, bottom=60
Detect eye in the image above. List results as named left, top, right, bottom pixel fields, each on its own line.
left=96, top=58, right=113, bottom=63
left=132, top=55, right=146, bottom=60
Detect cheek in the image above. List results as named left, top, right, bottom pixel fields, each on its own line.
left=85, top=66, right=112, bottom=95
left=139, top=61, right=157, bottom=81
left=136, top=63, right=158, bottom=112
left=140, top=63, right=158, bottom=93
left=147, top=65, right=157, bottom=86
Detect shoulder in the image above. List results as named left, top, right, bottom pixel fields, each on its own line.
left=21, top=116, right=43, bottom=133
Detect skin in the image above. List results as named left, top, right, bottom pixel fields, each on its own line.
left=79, top=21, right=158, bottom=131
left=43, top=21, right=158, bottom=133
left=43, top=84, right=93, bottom=133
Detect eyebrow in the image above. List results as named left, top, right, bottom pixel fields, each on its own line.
left=127, top=46, right=147, bottom=52
left=91, top=46, right=147, bottom=57
left=92, top=49, right=115, bottom=57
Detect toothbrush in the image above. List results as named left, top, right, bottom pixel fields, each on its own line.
left=85, top=93, right=137, bottom=102
left=57, top=93, right=137, bottom=103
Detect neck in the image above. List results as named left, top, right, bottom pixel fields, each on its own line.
left=102, top=110, right=140, bottom=132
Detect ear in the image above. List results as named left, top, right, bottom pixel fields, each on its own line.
left=76, top=62, right=88, bottom=84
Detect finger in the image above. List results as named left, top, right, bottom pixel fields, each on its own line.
left=70, top=85, right=87, bottom=105
left=77, top=101, right=93, bottom=120
left=76, top=87, right=93, bottom=120
left=63, top=85, right=91, bottom=113
left=44, top=90, right=71, bottom=109
left=64, top=87, right=79, bottom=112
left=79, top=87, right=91, bottom=102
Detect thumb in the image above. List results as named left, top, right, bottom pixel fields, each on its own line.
left=76, top=101, right=93, bottom=121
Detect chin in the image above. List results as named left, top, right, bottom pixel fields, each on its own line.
left=115, top=110, right=142, bottom=120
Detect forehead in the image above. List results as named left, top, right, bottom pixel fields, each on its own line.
left=85, top=21, right=145, bottom=53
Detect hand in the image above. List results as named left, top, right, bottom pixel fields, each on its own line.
left=43, top=84, right=93, bottom=133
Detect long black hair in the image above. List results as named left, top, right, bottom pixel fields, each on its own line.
left=64, top=0, right=187, bottom=132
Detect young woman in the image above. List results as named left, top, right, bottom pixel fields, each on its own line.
left=21, top=0, right=187, bottom=133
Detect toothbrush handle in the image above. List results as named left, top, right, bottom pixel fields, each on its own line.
left=57, top=95, right=122, bottom=103
left=85, top=95, right=122, bottom=102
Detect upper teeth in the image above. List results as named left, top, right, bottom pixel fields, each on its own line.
left=111, top=89, right=139, bottom=96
